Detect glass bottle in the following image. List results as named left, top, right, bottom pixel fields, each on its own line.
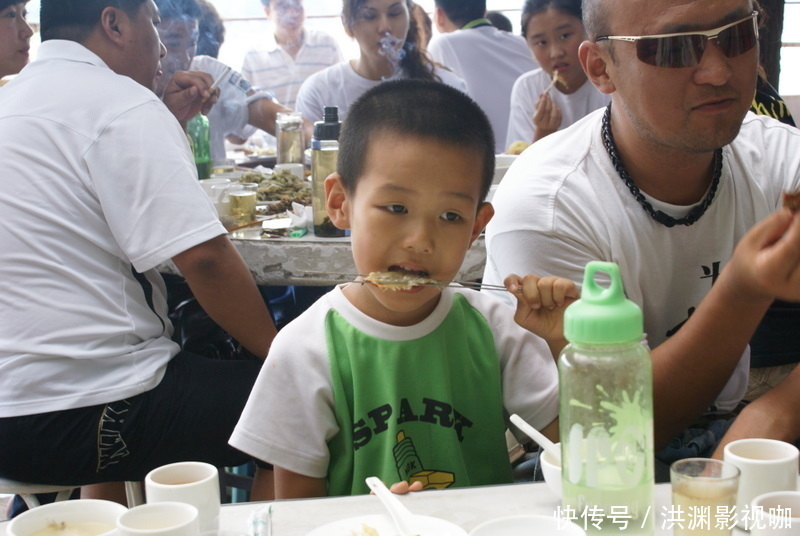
left=311, top=106, right=344, bottom=237
left=559, top=261, right=655, bottom=535
left=187, top=113, right=211, bottom=180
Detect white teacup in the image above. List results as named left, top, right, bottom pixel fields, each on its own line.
left=7, top=499, right=126, bottom=536
left=751, top=491, right=800, bottom=536
left=723, top=438, right=799, bottom=524
left=145, top=461, right=220, bottom=532
left=117, top=502, right=199, bottom=536
left=199, top=178, right=231, bottom=197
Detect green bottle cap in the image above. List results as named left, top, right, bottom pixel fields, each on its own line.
left=563, top=261, right=643, bottom=344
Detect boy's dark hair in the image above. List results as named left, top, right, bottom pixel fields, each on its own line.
left=486, top=11, right=512, bottom=32
left=40, top=0, right=147, bottom=42
left=338, top=79, right=495, bottom=203
left=434, top=0, right=486, bottom=28
left=153, top=0, right=200, bottom=22
left=522, top=0, right=581, bottom=37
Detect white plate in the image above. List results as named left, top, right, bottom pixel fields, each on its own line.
left=306, top=513, right=468, bottom=536
left=469, top=514, right=586, bottom=536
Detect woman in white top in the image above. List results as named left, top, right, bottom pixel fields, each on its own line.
left=295, top=0, right=465, bottom=123
left=0, top=0, right=33, bottom=80
left=505, top=0, right=609, bottom=147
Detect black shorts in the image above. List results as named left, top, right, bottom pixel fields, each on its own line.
left=0, top=352, right=264, bottom=485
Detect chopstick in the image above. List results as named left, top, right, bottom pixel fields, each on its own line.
left=225, top=219, right=263, bottom=232
left=202, top=65, right=232, bottom=102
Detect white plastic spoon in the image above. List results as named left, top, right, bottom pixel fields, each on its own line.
left=365, top=476, right=417, bottom=536
left=510, top=413, right=561, bottom=463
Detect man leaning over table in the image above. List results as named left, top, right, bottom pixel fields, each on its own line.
left=482, top=0, right=800, bottom=466
left=0, top=0, right=277, bottom=507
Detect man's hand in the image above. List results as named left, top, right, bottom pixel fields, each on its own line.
left=505, top=273, right=579, bottom=358
left=723, top=209, right=800, bottom=303
left=162, top=70, right=218, bottom=127
left=388, top=480, right=424, bottom=494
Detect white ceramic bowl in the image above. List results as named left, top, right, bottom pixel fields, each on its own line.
left=541, top=442, right=562, bottom=499
left=470, top=514, right=586, bottom=536
left=7, top=499, right=127, bottom=536
left=493, top=154, right=518, bottom=184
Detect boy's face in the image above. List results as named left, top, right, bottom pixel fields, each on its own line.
left=327, top=132, right=493, bottom=327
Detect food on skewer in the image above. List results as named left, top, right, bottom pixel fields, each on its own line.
left=364, top=271, right=436, bottom=290
left=544, top=70, right=567, bottom=94
left=782, top=190, right=800, bottom=213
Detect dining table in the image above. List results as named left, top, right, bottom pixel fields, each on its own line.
left=0, top=480, right=788, bottom=536
left=158, top=228, right=487, bottom=287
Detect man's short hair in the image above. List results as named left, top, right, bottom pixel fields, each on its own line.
left=581, top=0, right=609, bottom=41
left=338, top=79, right=495, bottom=204
left=40, top=0, right=147, bottom=42
left=153, top=0, right=200, bottom=22
left=434, top=0, right=486, bottom=28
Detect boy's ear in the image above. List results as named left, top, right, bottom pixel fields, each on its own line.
left=325, top=173, right=351, bottom=229
left=579, top=40, right=616, bottom=94
left=470, top=202, right=494, bottom=244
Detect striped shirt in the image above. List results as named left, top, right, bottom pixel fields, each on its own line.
left=241, top=27, right=343, bottom=110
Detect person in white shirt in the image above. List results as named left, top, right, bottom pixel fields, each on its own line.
left=241, top=0, right=343, bottom=111
left=154, top=0, right=305, bottom=165
left=294, top=0, right=466, bottom=124
left=0, top=0, right=32, bottom=79
left=0, top=0, right=276, bottom=504
left=505, top=0, right=609, bottom=147
left=484, top=0, right=800, bottom=461
left=427, top=0, right=538, bottom=154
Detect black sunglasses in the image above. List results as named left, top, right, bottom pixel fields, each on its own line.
left=595, top=11, right=758, bottom=68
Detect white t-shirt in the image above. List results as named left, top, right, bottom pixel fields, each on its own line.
left=506, top=68, right=611, bottom=148
left=230, top=285, right=558, bottom=480
left=191, top=55, right=267, bottom=165
left=294, top=61, right=467, bottom=123
left=0, top=41, right=226, bottom=418
left=427, top=26, right=538, bottom=154
left=241, top=28, right=344, bottom=110
left=483, top=109, right=800, bottom=413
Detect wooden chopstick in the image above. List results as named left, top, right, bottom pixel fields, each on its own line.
left=225, top=219, right=263, bottom=232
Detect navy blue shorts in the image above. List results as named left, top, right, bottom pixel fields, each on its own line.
left=0, top=352, right=263, bottom=485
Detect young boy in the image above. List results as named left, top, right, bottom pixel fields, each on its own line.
left=230, top=79, right=576, bottom=499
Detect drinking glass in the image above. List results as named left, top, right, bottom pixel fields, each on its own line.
left=670, top=458, right=740, bottom=536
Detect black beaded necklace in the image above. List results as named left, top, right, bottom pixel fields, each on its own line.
left=600, top=104, right=722, bottom=228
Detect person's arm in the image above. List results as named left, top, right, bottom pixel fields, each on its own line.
left=246, top=95, right=314, bottom=146
left=172, top=234, right=276, bottom=359
left=650, top=209, right=800, bottom=447
left=162, top=70, right=218, bottom=129
left=273, top=466, right=327, bottom=499
left=711, top=365, right=800, bottom=459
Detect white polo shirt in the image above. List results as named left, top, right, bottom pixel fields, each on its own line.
left=428, top=25, right=538, bottom=154
left=241, top=28, right=343, bottom=110
left=0, top=41, right=226, bottom=417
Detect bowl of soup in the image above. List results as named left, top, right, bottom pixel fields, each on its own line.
left=8, top=499, right=126, bottom=536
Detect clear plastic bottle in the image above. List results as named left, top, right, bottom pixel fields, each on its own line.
left=187, top=113, right=211, bottom=180
left=559, top=261, right=654, bottom=535
left=311, top=106, right=345, bottom=237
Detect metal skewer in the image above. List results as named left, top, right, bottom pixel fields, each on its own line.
left=298, top=272, right=512, bottom=291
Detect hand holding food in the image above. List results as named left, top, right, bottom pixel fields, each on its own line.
left=532, top=92, right=562, bottom=141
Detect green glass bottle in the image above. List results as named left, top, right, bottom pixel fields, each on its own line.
left=559, top=261, right=655, bottom=535
left=187, top=113, right=212, bottom=180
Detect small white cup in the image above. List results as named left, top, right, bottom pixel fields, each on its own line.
left=145, top=461, right=220, bottom=532
left=117, top=502, right=199, bottom=536
left=199, top=178, right=231, bottom=197
left=7, top=499, right=126, bottom=536
left=723, top=438, right=799, bottom=524
left=751, top=491, right=800, bottom=535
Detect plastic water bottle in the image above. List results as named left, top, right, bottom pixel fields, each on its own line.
left=559, top=261, right=654, bottom=535
left=311, top=106, right=344, bottom=237
left=187, top=113, right=211, bottom=180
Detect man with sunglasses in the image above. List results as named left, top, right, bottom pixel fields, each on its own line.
left=484, top=0, right=800, bottom=464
